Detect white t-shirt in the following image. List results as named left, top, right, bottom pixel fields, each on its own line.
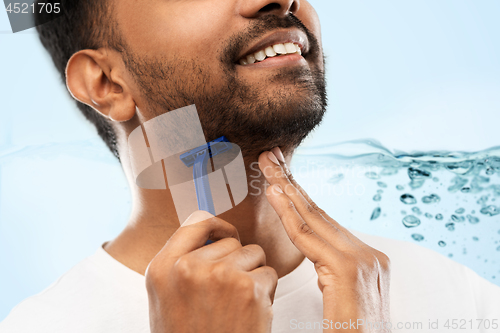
left=1, top=229, right=500, bottom=333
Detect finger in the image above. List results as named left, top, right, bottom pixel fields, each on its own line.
left=259, top=151, right=354, bottom=250
left=157, top=211, right=240, bottom=261
left=247, top=266, right=279, bottom=304
left=187, top=237, right=242, bottom=262
left=221, top=244, right=267, bottom=272
left=263, top=148, right=369, bottom=249
left=265, top=183, right=340, bottom=265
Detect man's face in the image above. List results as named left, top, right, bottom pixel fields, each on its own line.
left=115, top=0, right=326, bottom=157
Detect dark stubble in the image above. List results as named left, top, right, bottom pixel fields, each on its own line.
left=121, top=14, right=327, bottom=159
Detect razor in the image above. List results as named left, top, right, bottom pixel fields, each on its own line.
left=180, top=136, right=231, bottom=216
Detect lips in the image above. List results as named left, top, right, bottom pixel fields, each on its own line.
left=236, top=29, right=309, bottom=65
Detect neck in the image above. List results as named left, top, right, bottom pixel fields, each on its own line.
left=104, top=156, right=304, bottom=278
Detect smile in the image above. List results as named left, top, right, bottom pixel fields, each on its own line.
left=239, top=43, right=302, bottom=66
left=235, top=29, right=309, bottom=67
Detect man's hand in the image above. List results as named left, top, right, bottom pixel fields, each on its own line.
left=145, top=211, right=278, bottom=333
left=259, top=148, right=391, bottom=332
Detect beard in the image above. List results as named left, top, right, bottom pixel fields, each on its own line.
left=121, top=14, right=327, bottom=160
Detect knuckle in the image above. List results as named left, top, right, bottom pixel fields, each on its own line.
left=376, top=251, right=391, bottom=271
left=172, top=256, right=195, bottom=280
left=145, top=261, right=163, bottom=287
left=209, top=261, right=232, bottom=283
left=298, top=221, right=314, bottom=236
left=288, top=220, right=314, bottom=244
left=222, top=237, right=242, bottom=250
left=236, top=276, right=257, bottom=300
left=243, top=244, right=266, bottom=259
left=305, top=203, right=317, bottom=214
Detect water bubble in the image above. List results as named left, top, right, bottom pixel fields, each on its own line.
left=451, top=215, right=465, bottom=222
left=365, top=172, right=379, bottom=180
left=396, top=185, right=404, bottom=190
left=373, top=194, right=382, bottom=202
left=328, top=173, right=344, bottom=184
left=424, top=213, right=433, bottom=219
left=472, top=236, right=479, bottom=241
left=408, top=167, right=432, bottom=180
left=461, top=187, right=471, bottom=193
left=412, top=234, right=424, bottom=241
left=400, top=194, right=417, bottom=205
left=432, top=177, right=439, bottom=182
left=497, top=246, right=500, bottom=252
left=466, top=215, right=480, bottom=224
left=377, top=181, right=387, bottom=188
left=412, top=207, right=422, bottom=215
left=445, top=161, right=474, bottom=175
left=480, top=205, right=500, bottom=216
left=471, top=210, right=475, bottom=214
left=455, top=208, right=465, bottom=214
left=409, top=178, right=426, bottom=189
left=401, top=210, right=407, bottom=215
left=422, top=194, right=440, bottom=204
left=377, top=189, right=383, bottom=194
left=445, top=223, right=455, bottom=231
left=486, top=167, right=495, bottom=176
left=487, top=157, right=500, bottom=168
left=448, top=177, right=468, bottom=193
left=370, top=207, right=381, bottom=220
left=436, top=214, right=444, bottom=220
left=402, top=215, right=421, bottom=228
left=448, top=253, right=453, bottom=258
left=438, top=241, right=447, bottom=247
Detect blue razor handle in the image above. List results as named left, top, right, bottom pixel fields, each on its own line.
left=180, top=136, right=231, bottom=244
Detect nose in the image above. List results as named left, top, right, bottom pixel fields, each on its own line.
left=239, top=0, right=300, bottom=18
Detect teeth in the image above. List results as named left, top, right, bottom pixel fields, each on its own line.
left=246, top=54, right=256, bottom=64
left=273, top=44, right=287, bottom=55
left=239, top=43, right=302, bottom=65
left=295, top=44, right=301, bottom=55
left=265, top=46, right=277, bottom=57
left=254, top=50, right=266, bottom=61
left=284, top=43, right=296, bottom=53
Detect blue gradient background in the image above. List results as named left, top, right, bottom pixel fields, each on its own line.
left=1, top=0, right=499, bottom=321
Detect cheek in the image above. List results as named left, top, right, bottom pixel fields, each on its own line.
left=297, top=1, right=323, bottom=47
left=117, top=1, right=234, bottom=63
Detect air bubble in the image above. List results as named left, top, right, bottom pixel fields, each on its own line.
left=402, top=215, right=421, bottom=228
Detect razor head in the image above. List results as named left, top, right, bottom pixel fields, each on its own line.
left=180, top=136, right=231, bottom=167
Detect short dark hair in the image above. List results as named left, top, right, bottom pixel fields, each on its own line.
left=35, top=0, right=125, bottom=159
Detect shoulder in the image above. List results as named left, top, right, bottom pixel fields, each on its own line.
left=0, top=249, right=149, bottom=333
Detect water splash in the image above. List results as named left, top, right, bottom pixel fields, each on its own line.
left=294, top=139, right=500, bottom=284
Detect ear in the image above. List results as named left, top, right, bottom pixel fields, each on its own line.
left=65, top=49, right=136, bottom=122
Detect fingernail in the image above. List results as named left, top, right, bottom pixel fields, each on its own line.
left=271, top=147, right=286, bottom=164
left=274, top=184, right=283, bottom=194
left=267, top=151, right=280, bottom=165
left=181, top=210, right=214, bottom=227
